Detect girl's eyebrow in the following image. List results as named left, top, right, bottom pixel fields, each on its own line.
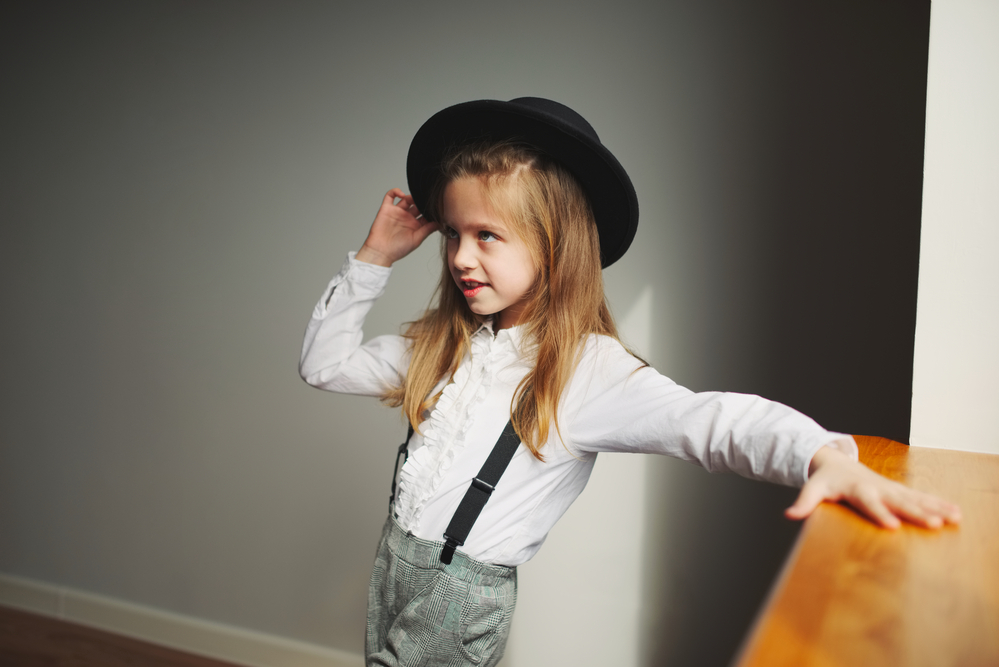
left=444, top=218, right=509, bottom=234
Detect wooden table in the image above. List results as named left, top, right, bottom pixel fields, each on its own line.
left=735, top=436, right=999, bottom=667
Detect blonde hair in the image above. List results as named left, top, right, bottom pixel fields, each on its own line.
left=383, top=141, right=632, bottom=460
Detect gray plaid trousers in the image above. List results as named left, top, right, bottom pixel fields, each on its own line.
left=366, top=516, right=518, bottom=667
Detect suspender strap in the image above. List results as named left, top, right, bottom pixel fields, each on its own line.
left=389, top=424, right=415, bottom=513
left=440, top=420, right=519, bottom=565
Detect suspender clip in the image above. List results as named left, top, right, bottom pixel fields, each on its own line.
left=471, top=477, right=495, bottom=494
left=441, top=534, right=462, bottom=565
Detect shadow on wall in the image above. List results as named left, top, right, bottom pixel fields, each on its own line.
left=641, top=461, right=800, bottom=666
left=636, top=2, right=929, bottom=665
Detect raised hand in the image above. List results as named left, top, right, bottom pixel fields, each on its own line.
left=356, top=188, right=437, bottom=267
left=785, top=444, right=962, bottom=529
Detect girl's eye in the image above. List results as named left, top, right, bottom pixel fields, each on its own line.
left=478, top=231, right=497, bottom=242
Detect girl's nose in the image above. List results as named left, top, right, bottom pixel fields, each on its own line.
left=452, top=237, right=477, bottom=270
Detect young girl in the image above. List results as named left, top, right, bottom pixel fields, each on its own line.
left=299, top=97, right=960, bottom=667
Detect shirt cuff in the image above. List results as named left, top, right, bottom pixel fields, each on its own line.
left=346, top=250, right=393, bottom=282
left=313, top=251, right=393, bottom=319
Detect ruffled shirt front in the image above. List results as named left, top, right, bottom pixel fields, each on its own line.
left=300, top=253, right=857, bottom=567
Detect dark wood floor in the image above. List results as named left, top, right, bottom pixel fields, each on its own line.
left=0, top=605, right=247, bottom=667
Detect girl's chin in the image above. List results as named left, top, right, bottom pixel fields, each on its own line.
left=466, top=303, right=498, bottom=316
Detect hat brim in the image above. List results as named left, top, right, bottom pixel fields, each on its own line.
left=406, top=99, right=638, bottom=268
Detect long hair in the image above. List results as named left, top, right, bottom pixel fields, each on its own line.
left=383, top=141, right=631, bottom=460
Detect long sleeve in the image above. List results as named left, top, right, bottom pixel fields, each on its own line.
left=298, top=279, right=857, bottom=565
left=562, top=335, right=857, bottom=487
left=299, top=252, right=410, bottom=397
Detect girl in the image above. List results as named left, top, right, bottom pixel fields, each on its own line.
left=300, top=98, right=960, bottom=667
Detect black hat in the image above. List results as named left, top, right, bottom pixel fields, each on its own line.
left=406, top=97, right=639, bottom=268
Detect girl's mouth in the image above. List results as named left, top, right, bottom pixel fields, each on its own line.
left=461, top=281, right=486, bottom=297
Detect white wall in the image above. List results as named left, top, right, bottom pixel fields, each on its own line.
left=911, top=0, right=999, bottom=454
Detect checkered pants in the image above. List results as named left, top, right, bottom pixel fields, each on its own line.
left=366, top=516, right=518, bottom=667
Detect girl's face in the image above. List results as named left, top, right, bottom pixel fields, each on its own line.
left=442, top=177, right=538, bottom=330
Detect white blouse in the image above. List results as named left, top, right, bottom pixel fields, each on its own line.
left=300, top=253, right=857, bottom=567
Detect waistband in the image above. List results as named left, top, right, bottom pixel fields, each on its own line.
left=381, top=515, right=516, bottom=587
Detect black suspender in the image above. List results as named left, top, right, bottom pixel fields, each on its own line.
left=440, top=420, right=519, bottom=564
left=388, top=424, right=414, bottom=513
left=389, top=420, right=521, bottom=565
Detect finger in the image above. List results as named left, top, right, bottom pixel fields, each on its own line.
left=784, top=481, right=828, bottom=520
left=850, top=488, right=902, bottom=529
left=940, top=504, right=962, bottom=524
left=902, top=492, right=962, bottom=526
left=383, top=189, right=411, bottom=211
left=415, top=217, right=438, bottom=242
left=882, top=494, right=944, bottom=529
left=411, top=201, right=427, bottom=221
left=917, top=495, right=962, bottom=524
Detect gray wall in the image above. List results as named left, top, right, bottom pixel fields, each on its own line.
left=0, top=1, right=928, bottom=665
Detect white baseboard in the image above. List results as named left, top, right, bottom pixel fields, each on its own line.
left=0, top=572, right=364, bottom=667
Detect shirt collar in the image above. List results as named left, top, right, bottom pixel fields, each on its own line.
left=473, top=317, right=526, bottom=348
left=473, top=318, right=494, bottom=337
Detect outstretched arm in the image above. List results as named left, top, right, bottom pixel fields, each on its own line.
left=785, top=444, right=962, bottom=529
left=355, top=188, right=437, bottom=267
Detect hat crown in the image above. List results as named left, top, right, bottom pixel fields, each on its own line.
left=507, top=97, right=600, bottom=143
